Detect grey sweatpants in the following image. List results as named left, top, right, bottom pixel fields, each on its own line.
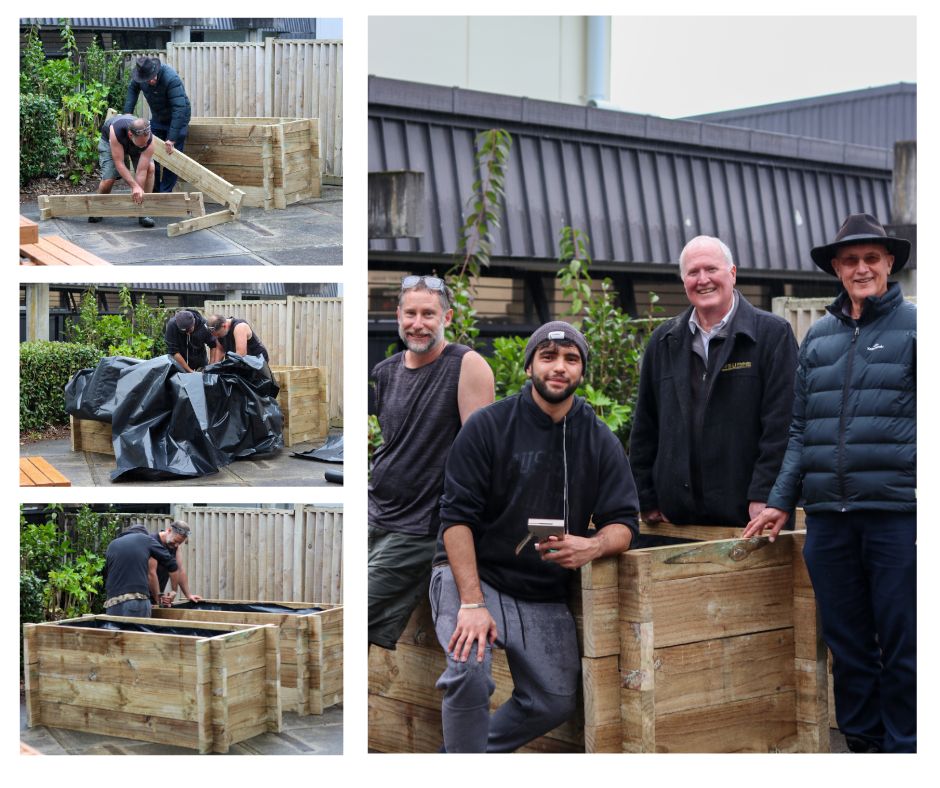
left=429, top=564, right=580, bottom=753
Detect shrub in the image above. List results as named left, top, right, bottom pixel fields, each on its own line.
left=67, top=286, right=171, bottom=358
left=19, top=93, right=66, bottom=185
left=20, top=341, right=102, bottom=431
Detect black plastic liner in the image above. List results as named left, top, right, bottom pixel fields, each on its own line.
left=65, top=618, right=234, bottom=638
left=65, top=353, right=283, bottom=481
left=174, top=601, right=323, bottom=615
left=291, top=433, right=343, bottom=463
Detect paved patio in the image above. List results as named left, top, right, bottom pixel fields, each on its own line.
left=20, top=429, right=343, bottom=487
left=19, top=185, right=342, bottom=266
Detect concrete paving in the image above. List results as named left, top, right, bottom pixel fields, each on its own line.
left=20, top=429, right=344, bottom=487
left=19, top=185, right=342, bottom=266
left=20, top=693, right=343, bottom=755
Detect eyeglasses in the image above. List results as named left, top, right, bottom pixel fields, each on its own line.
left=401, top=275, right=446, bottom=291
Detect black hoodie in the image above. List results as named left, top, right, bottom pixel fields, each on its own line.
left=436, top=383, right=639, bottom=601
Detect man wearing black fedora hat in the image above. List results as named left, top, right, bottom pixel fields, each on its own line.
left=124, top=56, right=192, bottom=194
left=745, top=213, right=916, bottom=752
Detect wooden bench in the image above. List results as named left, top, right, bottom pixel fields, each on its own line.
left=20, top=456, right=71, bottom=487
left=20, top=235, right=110, bottom=266
left=20, top=215, right=39, bottom=245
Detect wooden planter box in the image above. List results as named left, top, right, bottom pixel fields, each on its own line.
left=23, top=615, right=281, bottom=753
left=184, top=117, right=321, bottom=209
left=368, top=529, right=828, bottom=753
left=271, top=365, right=329, bottom=446
left=70, top=364, right=327, bottom=453
left=152, top=599, right=342, bottom=715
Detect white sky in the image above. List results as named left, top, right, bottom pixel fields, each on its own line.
left=611, top=16, right=916, bottom=117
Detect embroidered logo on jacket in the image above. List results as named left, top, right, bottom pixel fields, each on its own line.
left=720, top=361, right=752, bottom=373
left=867, top=343, right=885, bottom=352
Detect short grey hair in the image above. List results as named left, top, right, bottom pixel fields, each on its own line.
left=678, top=235, right=735, bottom=278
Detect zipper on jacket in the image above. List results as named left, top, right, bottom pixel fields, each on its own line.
left=837, top=325, right=860, bottom=511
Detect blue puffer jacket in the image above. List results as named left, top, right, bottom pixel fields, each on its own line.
left=123, top=64, right=191, bottom=142
left=767, top=282, right=916, bottom=513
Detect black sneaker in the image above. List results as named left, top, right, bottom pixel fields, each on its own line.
left=88, top=216, right=103, bottom=223
left=138, top=216, right=155, bottom=228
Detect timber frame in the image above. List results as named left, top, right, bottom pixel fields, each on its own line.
left=38, top=192, right=206, bottom=220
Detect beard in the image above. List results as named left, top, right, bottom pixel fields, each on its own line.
left=399, top=321, right=444, bottom=354
left=531, top=372, right=580, bottom=404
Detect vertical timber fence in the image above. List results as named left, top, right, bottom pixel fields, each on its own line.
left=174, top=506, right=343, bottom=604
left=201, top=296, right=343, bottom=425
left=125, top=40, right=343, bottom=179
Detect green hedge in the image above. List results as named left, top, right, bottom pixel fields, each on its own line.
left=20, top=341, right=102, bottom=431
left=20, top=93, right=66, bottom=186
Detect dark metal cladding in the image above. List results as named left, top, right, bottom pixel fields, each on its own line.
left=369, top=77, right=895, bottom=274
left=686, top=83, right=916, bottom=151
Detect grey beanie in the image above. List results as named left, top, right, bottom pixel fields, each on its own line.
left=174, top=310, right=196, bottom=331
left=524, top=321, right=588, bottom=370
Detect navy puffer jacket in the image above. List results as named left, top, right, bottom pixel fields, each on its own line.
left=123, top=64, right=191, bottom=142
left=767, top=282, right=916, bottom=513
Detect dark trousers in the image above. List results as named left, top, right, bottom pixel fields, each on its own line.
left=150, top=122, right=187, bottom=193
left=803, top=510, right=916, bottom=753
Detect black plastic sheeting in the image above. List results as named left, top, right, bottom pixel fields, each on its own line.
left=65, top=354, right=283, bottom=482
left=291, top=433, right=343, bottom=463
left=65, top=618, right=233, bottom=639
left=174, top=601, right=323, bottom=615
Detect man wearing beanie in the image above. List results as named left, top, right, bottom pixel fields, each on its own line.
left=164, top=309, right=218, bottom=373
left=746, top=214, right=916, bottom=752
left=630, top=235, right=798, bottom=528
left=430, top=320, right=638, bottom=752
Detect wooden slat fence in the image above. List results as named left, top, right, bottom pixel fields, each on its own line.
left=773, top=295, right=917, bottom=344
left=202, top=297, right=343, bottom=424
left=175, top=506, right=343, bottom=604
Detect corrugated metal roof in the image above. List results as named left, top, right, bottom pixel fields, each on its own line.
left=368, top=77, right=894, bottom=276
left=686, top=83, right=916, bottom=150
left=72, top=283, right=337, bottom=297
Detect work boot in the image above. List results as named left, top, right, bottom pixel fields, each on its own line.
left=88, top=216, right=103, bottom=223
left=138, top=216, right=155, bottom=228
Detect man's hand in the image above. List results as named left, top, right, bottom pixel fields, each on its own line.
left=748, top=501, right=767, bottom=520
left=742, top=506, right=789, bottom=542
left=187, top=594, right=203, bottom=603
left=159, top=593, right=174, bottom=607
left=536, top=534, right=601, bottom=570
left=447, top=606, right=497, bottom=664
left=164, top=139, right=175, bottom=154
left=131, top=183, right=145, bottom=204
left=642, top=508, right=669, bottom=525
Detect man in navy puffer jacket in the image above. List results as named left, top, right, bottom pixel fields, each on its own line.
left=745, top=213, right=916, bottom=753
left=124, top=56, right=191, bottom=193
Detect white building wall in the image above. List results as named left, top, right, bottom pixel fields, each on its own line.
left=369, top=16, right=589, bottom=105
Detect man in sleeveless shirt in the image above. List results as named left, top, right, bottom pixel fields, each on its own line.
left=206, top=315, right=270, bottom=362
left=368, top=276, right=495, bottom=650
left=90, top=114, right=157, bottom=228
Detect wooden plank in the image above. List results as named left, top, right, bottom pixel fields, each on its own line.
left=36, top=192, right=205, bottom=219
left=39, top=674, right=199, bottom=721
left=653, top=629, right=795, bottom=715
left=639, top=522, right=742, bottom=541
left=580, top=586, right=619, bottom=658
left=620, top=687, right=656, bottom=752
left=795, top=657, right=829, bottom=752
left=646, top=536, right=792, bottom=582
left=651, top=564, right=794, bottom=648
left=582, top=655, right=620, bottom=731
left=37, top=700, right=199, bottom=748
left=369, top=695, right=442, bottom=753
left=19, top=458, right=53, bottom=486
left=167, top=208, right=236, bottom=237
left=151, top=134, right=245, bottom=212
left=654, top=692, right=799, bottom=753
left=37, top=236, right=110, bottom=267
left=20, top=239, right=95, bottom=266
left=23, top=625, right=40, bottom=726
left=70, top=416, right=114, bottom=454
left=22, top=456, right=70, bottom=487
left=20, top=215, right=39, bottom=244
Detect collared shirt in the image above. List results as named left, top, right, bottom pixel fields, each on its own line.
left=688, top=291, right=739, bottom=362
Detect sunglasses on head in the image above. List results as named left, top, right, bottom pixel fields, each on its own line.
left=129, top=126, right=151, bottom=137
left=401, top=275, right=446, bottom=291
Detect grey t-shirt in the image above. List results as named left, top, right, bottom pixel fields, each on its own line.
left=369, top=343, right=469, bottom=536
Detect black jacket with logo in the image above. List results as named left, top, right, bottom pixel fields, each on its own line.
left=630, top=293, right=798, bottom=525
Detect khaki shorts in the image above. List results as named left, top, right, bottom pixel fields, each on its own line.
left=98, top=138, right=141, bottom=181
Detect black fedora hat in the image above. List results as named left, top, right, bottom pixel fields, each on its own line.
left=131, top=56, right=161, bottom=85
left=810, top=213, right=910, bottom=276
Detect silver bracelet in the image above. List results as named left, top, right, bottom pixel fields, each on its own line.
left=460, top=602, right=486, bottom=609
